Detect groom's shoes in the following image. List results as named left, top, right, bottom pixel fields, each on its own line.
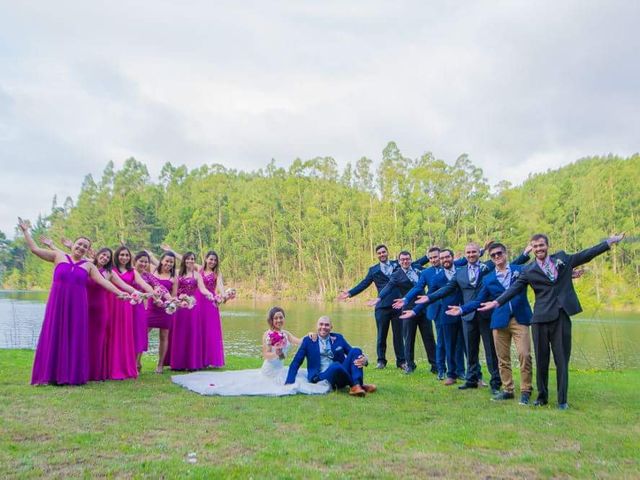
left=362, top=384, right=377, bottom=393
left=349, top=385, right=366, bottom=397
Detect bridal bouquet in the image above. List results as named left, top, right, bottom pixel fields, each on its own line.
left=267, top=330, right=286, bottom=347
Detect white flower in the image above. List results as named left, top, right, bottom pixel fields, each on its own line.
left=555, top=259, right=565, bottom=268
left=512, top=271, right=520, bottom=278
left=480, top=263, right=488, bottom=272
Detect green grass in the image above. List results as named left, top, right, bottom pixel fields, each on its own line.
left=1, top=350, right=638, bottom=479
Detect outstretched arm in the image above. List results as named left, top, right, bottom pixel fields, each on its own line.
left=145, top=249, right=160, bottom=267
left=568, top=234, right=624, bottom=268
left=482, top=271, right=529, bottom=311
left=18, top=218, right=58, bottom=263
left=89, top=265, right=127, bottom=297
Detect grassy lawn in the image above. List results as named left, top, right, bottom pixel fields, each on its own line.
left=1, top=350, right=638, bottom=479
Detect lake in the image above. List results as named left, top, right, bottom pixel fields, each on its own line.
left=1, top=290, right=638, bottom=369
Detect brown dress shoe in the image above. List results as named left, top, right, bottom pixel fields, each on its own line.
left=349, top=385, right=366, bottom=397
left=362, top=384, right=377, bottom=393
left=443, top=378, right=457, bottom=386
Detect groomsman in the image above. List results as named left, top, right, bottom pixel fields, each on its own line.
left=393, top=247, right=469, bottom=378
left=368, top=251, right=434, bottom=374
left=480, top=233, right=625, bottom=409
left=339, top=245, right=426, bottom=369
left=400, top=249, right=466, bottom=384
left=446, top=242, right=533, bottom=404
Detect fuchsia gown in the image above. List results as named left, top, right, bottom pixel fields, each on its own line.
left=170, top=273, right=202, bottom=370
left=200, top=270, right=225, bottom=367
left=132, top=272, right=151, bottom=355
left=32, top=255, right=90, bottom=385
left=86, top=267, right=110, bottom=381
left=106, top=269, right=138, bottom=380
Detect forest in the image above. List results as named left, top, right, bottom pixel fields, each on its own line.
left=1, top=142, right=638, bottom=309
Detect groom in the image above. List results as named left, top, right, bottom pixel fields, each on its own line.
left=285, top=316, right=376, bottom=397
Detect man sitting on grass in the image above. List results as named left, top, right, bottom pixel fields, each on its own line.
left=285, top=316, right=376, bottom=396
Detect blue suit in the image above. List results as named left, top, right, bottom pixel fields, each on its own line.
left=413, top=269, right=465, bottom=379
left=348, top=256, right=428, bottom=367
left=285, top=333, right=364, bottom=388
left=460, top=264, right=532, bottom=329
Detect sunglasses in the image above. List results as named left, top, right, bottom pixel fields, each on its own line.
left=490, top=251, right=505, bottom=258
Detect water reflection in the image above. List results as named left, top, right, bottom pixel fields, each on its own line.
left=1, top=291, right=639, bottom=369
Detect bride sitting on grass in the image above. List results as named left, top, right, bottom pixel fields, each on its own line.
left=172, top=307, right=331, bottom=396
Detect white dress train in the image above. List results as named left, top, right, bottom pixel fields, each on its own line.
left=172, top=329, right=330, bottom=396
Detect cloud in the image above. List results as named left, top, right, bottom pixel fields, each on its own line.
left=0, top=0, right=638, bottom=235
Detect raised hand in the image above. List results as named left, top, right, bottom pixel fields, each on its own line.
left=445, top=305, right=463, bottom=316
left=161, top=243, right=173, bottom=252
left=62, top=238, right=73, bottom=249
left=571, top=268, right=586, bottom=279
left=524, top=242, right=533, bottom=255
left=337, top=291, right=350, bottom=301
left=483, top=238, right=495, bottom=252
left=17, top=217, right=31, bottom=234
left=415, top=295, right=429, bottom=304
left=478, top=300, right=499, bottom=312
left=608, top=232, right=625, bottom=245
left=307, top=332, right=318, bottom=341
left=399, top=310, right=416, bottom=320
left=40, top=235, right=54, bottom=249
left=366, top=298, right=380, bottom=307
left=392, top=298, right=405, bottom=310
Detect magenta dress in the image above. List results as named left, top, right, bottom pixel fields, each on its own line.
left=106, top=269, right=138, bottom=380
left=170, top=274, right=203, bottom=370
left=200, top=271, right=225, bottom=367
left=31, top=255, right=90, bottom=385
left=131, top=272, right=151, bottom=354
left=86, top=268, right=110, bottom=381
left=146, top=276, right=174, bottom=330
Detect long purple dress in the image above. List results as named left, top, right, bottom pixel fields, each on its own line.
left=200, top=270, right=225, bottom=367
left=86, top=267, right=109, bottom=381
left=131, top=272, right=151, bottom=355
left=31, top=255, right=90, bottom=385
left=170, top=274, right=203, bottom=370
left=106, top=269, right=138, bottom=380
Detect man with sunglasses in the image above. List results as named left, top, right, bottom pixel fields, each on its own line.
left=445, top=243, right=533, bottom=404
left=411, top=242, right=531, bottom=394
left=480, top=233, right=625, bottom=410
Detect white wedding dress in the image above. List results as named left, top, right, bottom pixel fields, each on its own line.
left=172, top=330, right=331, bottom=396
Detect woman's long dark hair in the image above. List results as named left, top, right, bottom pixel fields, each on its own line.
left=203, top=250, right=220, bottom=274
left=267, top=306, right=285, bottom=328
left=178, top=251, right=196, bottom=277
left=156, top=251, right=177, bottom=277
left=113, top=246, right=133, bottom=271
left=93, top=247, right=113, bottom=272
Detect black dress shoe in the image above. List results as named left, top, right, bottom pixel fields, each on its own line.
left=533, top=399, right=548, bottom=407
left=376, top=361, right=386, bottom=369
left=458, top=382, right=478, bottom=390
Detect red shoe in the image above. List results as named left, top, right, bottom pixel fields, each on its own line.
left=362, top=384, right=377, bottom=393
left=349, top=385, right=366, bottom=397
left=443, top=378, right=457, bottom=386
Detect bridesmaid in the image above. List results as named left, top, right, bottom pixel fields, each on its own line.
left=132, top=251, right=154, bottom=372
left=200, top=250, right=227, bottom=368
left=18, top=218, right=127, bottom=386
left=146, top=252, right=178, bottom=373
left=170, top=251, right=213, bottom=371
left=88, top=247, right=146, bottom=381
left=106, top=246, right=155, bottom=380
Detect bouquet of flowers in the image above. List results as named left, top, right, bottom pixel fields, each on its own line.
left=128, top=291, right=153, bottom=305
left=267, top=330, right=286, bottom=359
left=164, top=299, right=178, bottom=315
left=177, top=294, right=196, bottom=309
left=224, top=288, right=237, bottom=301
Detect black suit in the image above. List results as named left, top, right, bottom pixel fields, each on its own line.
left=379, top=266, right=436, bottom=371
left=496, top=241, right=611, bottom=404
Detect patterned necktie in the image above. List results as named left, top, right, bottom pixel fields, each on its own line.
left=468, top=264, right=477, bottom=285
left=406, top=268, right=418, bottom=284
left=544, top=261, right=555, bottom=282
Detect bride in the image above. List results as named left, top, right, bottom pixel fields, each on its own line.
left=172, top=307, right=331, bottom=396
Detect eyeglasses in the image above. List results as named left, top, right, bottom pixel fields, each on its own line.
left=490, top=251, right=504, bottom=258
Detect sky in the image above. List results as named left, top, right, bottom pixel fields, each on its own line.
left=1, top=1, right=638, bottom=237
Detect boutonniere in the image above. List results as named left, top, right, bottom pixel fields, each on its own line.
left=480, top=263, right=488, bottom=272
left=555, top=258, right=565, bottom=269
left=512, top=271, right=520, bottom=279
left=330, top=336, right=337, bottom=343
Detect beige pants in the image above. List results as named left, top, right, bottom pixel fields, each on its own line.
left=492, top=318, right=533, bottom=394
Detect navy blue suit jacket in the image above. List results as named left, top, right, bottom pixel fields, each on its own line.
left=413, top=270, right=463, bottom=325
left=460, top=264, right=532, bottom=329
left=348, top=257, right=429, bottom=309
left=285, top=333, right=353, bottom=384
